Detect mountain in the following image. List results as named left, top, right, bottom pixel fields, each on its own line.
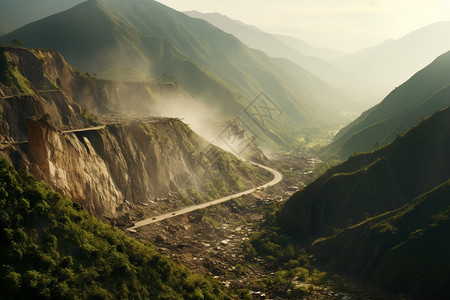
left=0, top=47, right=269, bottom=217
left=0, top=11, right=12, bottom=36
left=0, top=0, right=347, bottom=149
left=184, top=10, right=368, bottom=109
left=0, top=157, right=229, bottom=299
left=279, top=106, right=450, bottom=296
left=312, top=179, right=450, bottom=299
left=334, top=21, right=450, bottom=96
left=272, top=34, right=345, bottom=61
left=280, top=106, right=450, bottom=239
left=0, top=0, right=85, bottom=31
left=184, top=11, right=345, bottom=62
left=325, top=49, right=450, bottom=159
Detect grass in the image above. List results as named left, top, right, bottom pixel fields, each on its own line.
left=0, top=49, right=34, bottom=95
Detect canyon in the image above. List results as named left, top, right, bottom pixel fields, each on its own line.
left=0, top=47, right=269, bottom=217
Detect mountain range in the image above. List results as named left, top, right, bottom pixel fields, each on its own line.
left=1, top=1, right=450, bottom=298
left=0, top=47, right=268, bottom=217
left=326, top=48, right=450, bottom=158
left=272, top=34, right=345, bottom=61
left=334, top=21, right=450, bottom=97
left=280, top=104, right=450, bottom=296
left=0, top=0, right=348, bottom=150
left=184, top=10, right=370, bottom=110
left=183, top=12, right=450, bottom=110
left=0, top=0, right=84, bottom=32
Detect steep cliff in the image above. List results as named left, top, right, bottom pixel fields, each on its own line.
left=0, top=47, right=269, bottom=217
left=0, top=46, right=188, bottom=140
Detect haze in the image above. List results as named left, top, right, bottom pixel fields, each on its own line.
left=158, top=0, right=450, bottom=52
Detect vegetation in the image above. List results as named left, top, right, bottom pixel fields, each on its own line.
left=277, top=107, right=450, bottom=297
left=0, top=48, right=34, bottom=95
left=312, top=179, right=450, bottom=298
left=80, top=108, right=100, bottom=127
left=0, top=157, right=229, bottom=299
left=40, top=113, right=51, bottom=124
left=11, top=38, right=23, bottom=47
left=241, top=204, right=359, bottom=298
left=0, top=0, right=348, bottom=149
left=140, top=120, right=270, bottom=206
left=325, top=49, right=450, bottom=159
left=280, top=106, right=450, bottom=238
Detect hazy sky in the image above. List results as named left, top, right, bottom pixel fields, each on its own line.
left=157, top=0, right=450, bottom=53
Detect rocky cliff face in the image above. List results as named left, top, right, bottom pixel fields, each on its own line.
left=14, top=117, right=260, bottom=217
left=0, top=47, right=267, bottom=217
left=0, top=47, right=188, bottom=139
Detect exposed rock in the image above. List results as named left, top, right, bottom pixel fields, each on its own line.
left=0, top=47, right=268, bottom=217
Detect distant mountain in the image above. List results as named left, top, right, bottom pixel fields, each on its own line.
left=184, top=11, right=345, bottom=62
left=0, top=11, right=12, bottom=36
left=272, top=34, right=345, bottom=61
left=325, top=49, right=450, bottom=159
left=280, top=106, right=450, bottom=239
left=0, top=0, right=347, bottom=148
left=184, top=10, right=368, bottom=109
left=334, top=21, right=450, bottom=96
left=0, top=0, right=84, bottom=31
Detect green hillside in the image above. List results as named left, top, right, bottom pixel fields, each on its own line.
left=184, top=10, right=361, bottom=109
left=312, top=179, right=450, bottom=298
left=0, top=0, right=347, bottom=147
left=280, top=106, right=450, bottom=238
left=0, top=157, right=228, bottom=299
left=326, top=49, right=450, bottom=158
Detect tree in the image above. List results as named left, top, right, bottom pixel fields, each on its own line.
left=11, top=39, right=23, bottom=47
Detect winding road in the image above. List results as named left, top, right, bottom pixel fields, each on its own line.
left=127, top=163, right=283, bottom=230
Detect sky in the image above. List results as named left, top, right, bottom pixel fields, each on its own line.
left=157, top=0, right=450, bottom=53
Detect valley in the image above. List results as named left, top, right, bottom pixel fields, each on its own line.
left=1, top=1, right=449, bottom=299
left=125, top=152, right=332, bottom=299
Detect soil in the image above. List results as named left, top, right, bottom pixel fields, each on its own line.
left=115, top=151, right=371, bottom=299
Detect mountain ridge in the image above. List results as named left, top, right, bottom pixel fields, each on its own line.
left=326, top=49, right=450, bottom=158
left=334, top=21, right=450, bottom=97
left=0, top=0, right=348, bottom=149
left=0, top=46, right=268, bottom=217
left=280, top=106, right=450, bottom=238
left=184, top=10, right=368, bottom=110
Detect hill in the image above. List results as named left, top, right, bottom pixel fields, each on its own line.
left=0, top=47, right=269, bottom=217
left=326, top=49, right=450, bottom=159
left=0, top=157, right=229, bottom=299
left=280, top=106, right=450, bottom=238
left=0, top=11, right=12, bottom=36
left=0, top=0, right=84, bottom=31
left=334, top=21, right=450, bottom=97
left=184, top=11, right=344, bottom=63
left=272, top=34, right=345, bottom=61
left=0, top=0, right=347, bottom=148
left=311, top=179, right=450, bottom=298
left=184, top=10, right=368, bottom=110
